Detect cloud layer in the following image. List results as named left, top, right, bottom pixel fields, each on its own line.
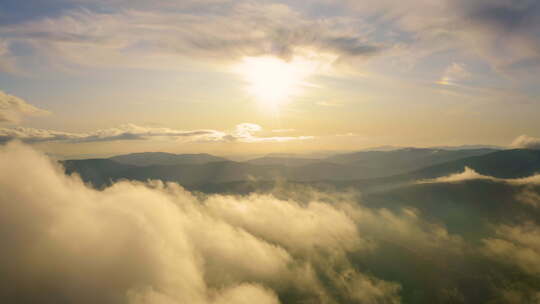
left=1, top=0, right=538, bottom=78
left=3, top=142, right=540, bottom=302
left=0, top=142, right=404, bottom=303
left=0, top=2, right=382, bottom=71
left=0, top=123, right=313, bottom=144
left=419, top=166, right=540, bottom=185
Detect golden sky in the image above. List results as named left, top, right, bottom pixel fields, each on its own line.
left=1, top=0, right=539, bottom=156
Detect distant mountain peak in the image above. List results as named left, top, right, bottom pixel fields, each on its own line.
left=109, top=152, right=228, bottom=166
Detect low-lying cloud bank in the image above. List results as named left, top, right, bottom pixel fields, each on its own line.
left=512, top=135, right=540, bottom=150
left=3, top=142, right=540, bottom=303
left=0, top=123, right=313, bottom=144
left=0, top=142, right=402, bottom=304
left=418, top=166, right=540, bottom=185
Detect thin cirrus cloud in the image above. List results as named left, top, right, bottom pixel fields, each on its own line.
left=0, top=90, right=50, bottom=123
left=0, top=123, right=314, bottom=144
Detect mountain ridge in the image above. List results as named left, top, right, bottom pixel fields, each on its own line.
left=62, top=148, right=516, bottom=188
left=109, top=151, right=229, bottom=166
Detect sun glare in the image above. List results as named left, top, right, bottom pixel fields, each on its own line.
left=235, top=56, right=315, bottom=108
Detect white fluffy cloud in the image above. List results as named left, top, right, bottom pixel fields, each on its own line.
left=0, top=123, right=313, bottom=144
left=0, top=90, right=49, bottom=123
left=0, top=142, right=415, bottom=303
left=418, top=166, right=540, bottom=185
left=5, top=142, right=539, bottom=303
left=418, top=167, right=493, bottom=184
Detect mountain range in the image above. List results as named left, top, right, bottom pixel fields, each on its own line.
left=109, top=152, right=228, bottom=166
left=61, top=147, right=540, bottom=189
left=54, top=146, right=540, bottom=303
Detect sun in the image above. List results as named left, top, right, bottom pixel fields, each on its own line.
left=235, top=56, right=315, bottom=109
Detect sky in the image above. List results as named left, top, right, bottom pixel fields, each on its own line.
left=0, top=0, right=539, bottom=156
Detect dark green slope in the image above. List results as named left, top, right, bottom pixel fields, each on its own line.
left=61, top=158, right=372, bottom=187
left=117, top=161, right=282, bottom=184
left=62, top=159, right=135, bottom=188
left=364, top=180, right=540, bottom=237
left=109, top=152, right=228, bottom=166
left=390, top=149, right=540, bottom=182
left=245, top=157, right=321, bottom=167
left=325, top=148, right=498, bottom=177
left=62, top=149, right=540, bottom=190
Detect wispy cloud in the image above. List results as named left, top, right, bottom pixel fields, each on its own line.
left=0, top=123, right=313, bottom=144
left=316, top=100, right=343, bottom=107
left=483, top=222, right=540, bottom=275
left=270, top=129, right=295, bottom=133
left=0, top=90, right=50, bottom=124
left=340, top=0, right=540, bottom=79
left=229, top=123, right=313, bottom=143
left=0, top=2, right=383, bottom=71
left=0, top=0, right=538, bottom=84
left=437, top=63, right=471, bottom=86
